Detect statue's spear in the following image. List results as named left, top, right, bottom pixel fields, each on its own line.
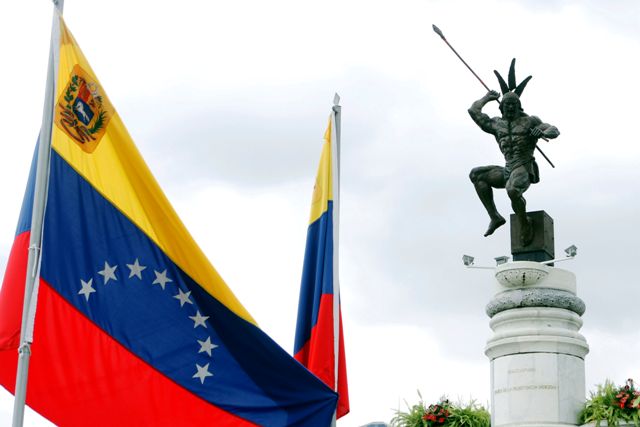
left=432, top=24, right=555, bottom=168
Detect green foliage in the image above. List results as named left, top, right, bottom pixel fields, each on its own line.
left=579, top=379, right=640, bottom=426
left=391, top=390, right=430, bottom=427
left=446, top=401, right=490, bottom=427
left=391, top=392, right=490, bottom=427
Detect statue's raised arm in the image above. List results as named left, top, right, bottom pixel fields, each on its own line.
left=468, top=90, right=501, bottom=135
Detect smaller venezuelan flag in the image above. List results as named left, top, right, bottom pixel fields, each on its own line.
left=294, top=109, right=350, bottom=419
left=0, top=10, right=337, bottom=427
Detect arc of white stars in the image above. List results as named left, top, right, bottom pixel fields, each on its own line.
left=193, top=363, right=213, bottom=384
left=189, top=311, right=209, bottom=329
left=126, top=258, right=146, bottom=280
left=98, top=261, right=118, bottom=284
left=78, top=278, right=96, bottom=301
left=197, top=337, right=218, bottom=357
left=173, top=289, right=193, bottom=307
left=152, top=269, right=173, bottom=290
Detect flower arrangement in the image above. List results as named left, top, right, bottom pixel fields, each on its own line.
left=579, top=379, right=640, bottom=426
left=391, top=392, right=490, bottom=427
left=422, top=400, right=451, bottom=426
left=616, top=379, right=640, bottom=411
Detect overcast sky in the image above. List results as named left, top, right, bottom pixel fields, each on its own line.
left=1, top=1, right=639, bottom=426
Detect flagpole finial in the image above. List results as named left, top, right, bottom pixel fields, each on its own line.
left=53, top=0, right=64, bottom=12
left=333, top=93, right=340, bottom=106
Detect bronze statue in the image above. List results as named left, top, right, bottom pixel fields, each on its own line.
left=468, top=59, right=559, bottom=246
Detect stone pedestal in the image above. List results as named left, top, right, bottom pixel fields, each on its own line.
left=485, top=262, right=589, bottom=427
left=510, top=210, right=555, bottom=263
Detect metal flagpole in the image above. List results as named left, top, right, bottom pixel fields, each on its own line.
left=12, top=1, right=63, bottom=426
left=330, top=93, right=341, bottom=427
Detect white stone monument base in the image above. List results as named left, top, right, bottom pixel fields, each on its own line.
left=485, top=262, right=589, bottom=427
left=490, top=352, right=585, bottom=427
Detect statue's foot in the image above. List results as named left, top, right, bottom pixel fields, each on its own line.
left=484, top=215, right=506, bottom=237
left=521, top=217, right=534, bottom=246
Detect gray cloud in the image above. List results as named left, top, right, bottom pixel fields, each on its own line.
left=117, top=57, right=640, bottom=367
left=2, top=2, right=640, bottom=424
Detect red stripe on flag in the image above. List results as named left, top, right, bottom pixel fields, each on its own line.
left=0, top=279, right=257, bottom=427
left=336, top=309, right=349, bottom=418
left=294, top=294, right=349, bottom=418
left=0, top=232, right=30, bottom=351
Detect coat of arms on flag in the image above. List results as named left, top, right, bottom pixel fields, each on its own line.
left=55, top=64, right=112, bottom=152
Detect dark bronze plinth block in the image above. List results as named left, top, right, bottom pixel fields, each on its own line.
left=510, top=210, right=554, bottom=263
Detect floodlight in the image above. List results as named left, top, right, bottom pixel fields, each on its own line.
left=564, top=245, right=577, bottom=257
left=462, top=255, right=475, bottom=266
left=494, top=256, right=509, bottom=266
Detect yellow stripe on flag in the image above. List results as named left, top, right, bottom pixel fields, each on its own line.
left=51, top=17, right=255, bottom=325
left=309, top=117, right=333, bottom=224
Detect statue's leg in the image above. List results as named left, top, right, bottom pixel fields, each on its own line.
left=506, top=167, right=533, bottom=245
left=469, top=166, right=506, bottom=236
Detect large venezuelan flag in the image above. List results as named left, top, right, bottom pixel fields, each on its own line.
left=293, top=112, right=349, bottom=419
left=0, top=11, right=337, bottom=427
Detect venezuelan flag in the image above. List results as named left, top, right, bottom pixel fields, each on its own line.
left=293, top=112, right=349, bottom=419
left=0, top=11, right=337, bottom=426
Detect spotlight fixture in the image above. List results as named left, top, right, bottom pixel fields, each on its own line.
left=540, top=244, right=578, bottom=265
left=494, top=256, right=509, bottom=266
left=462, top=255, right=475, bottom=266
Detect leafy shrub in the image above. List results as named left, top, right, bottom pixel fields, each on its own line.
left=391, top=392, right=490, bottom=427
left=446, top=401, right=490, bottom=427
left=579, top=379, right=640, bottom=426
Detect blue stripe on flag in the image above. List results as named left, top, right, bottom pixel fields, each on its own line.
left=41, top=151, right=336, bottom=426
left=293, top=202, right=333, bottom=355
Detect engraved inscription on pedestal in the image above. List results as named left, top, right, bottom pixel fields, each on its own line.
left=491, top=351, right=585, bottom=427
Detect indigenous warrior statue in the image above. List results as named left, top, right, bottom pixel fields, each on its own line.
left=468, top=59, right=559, bottom=246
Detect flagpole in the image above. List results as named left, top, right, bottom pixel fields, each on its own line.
left=331, top=93, right=341, bottom=387
left=330, top=93, right=341, bottom=427
left=12, top=1, right=63, bottom=426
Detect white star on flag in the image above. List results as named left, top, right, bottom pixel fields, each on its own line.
left=197, top=337, right=218, bottom=357
left=78, top=278, right=96, bottom=301
left=126, top=258, right=146, bottom=280
left=98, top=261, right=118, bottom=284
left=189, top=311, right=209, bottom=329
left=173, top=289, right=193, bottom=307
left=152, top=269, right=173, bottom=290
left=192, top=363, right=213, bottom=384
